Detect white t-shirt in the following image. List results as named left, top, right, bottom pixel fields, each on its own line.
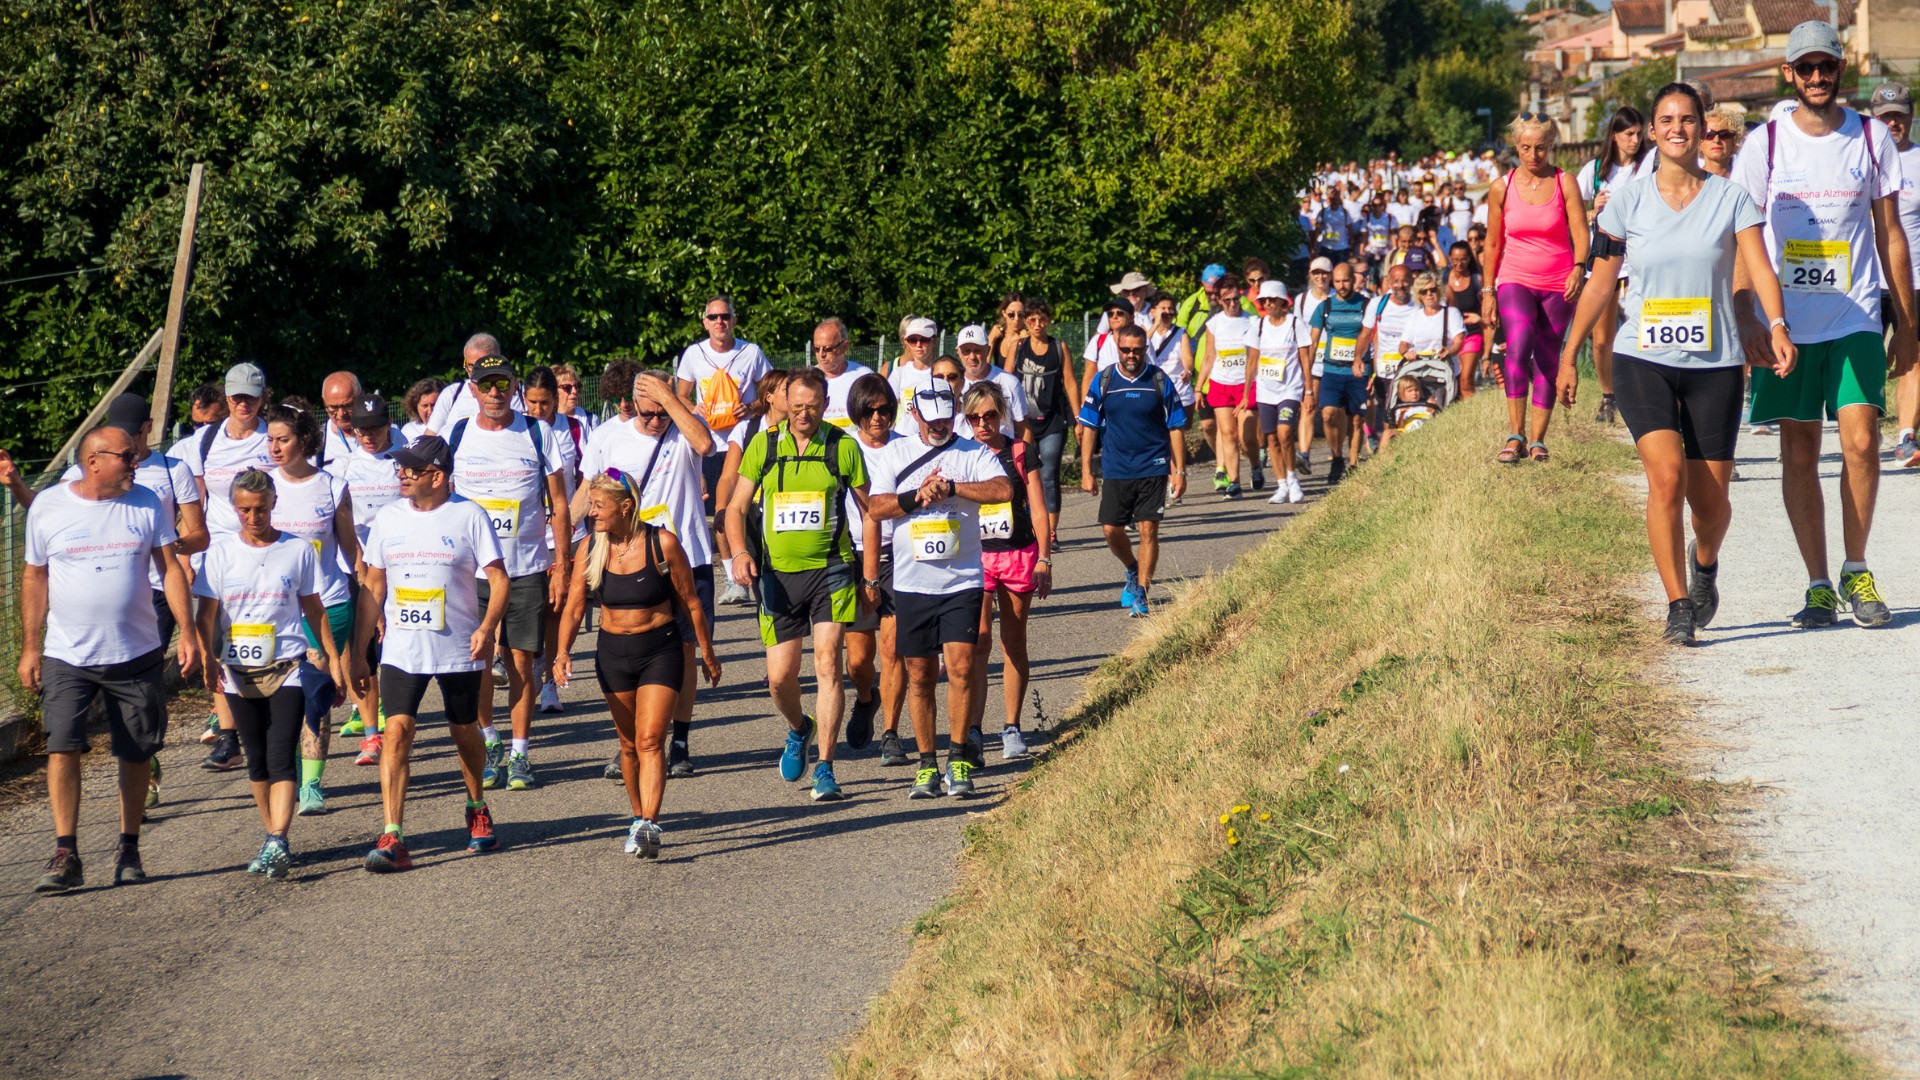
left=1082, top=326, right=1128, bottom=372
left=194, top=533, right=320, bottom=684
left=363, top=496, right=503, bottom=675
left=25, top=482, right=176, bottom=666
left=1296, top=293, right=1333, bottom=377
left=165, top=425, right=211, bottom=471
left=821, top=362, right=875, bottom=430
left=424, top=380, right=525, bottom=435
left=1145, top=328, right=1197, bottom=407
left=867, top=432, right=1007, bottom=596
left=887, top=362, right=940, bottom=435
left=343, top=431, right=409, bottom=546
left=961, top=369, right=1029, bottom=439
left=61, top=450, right=198, bottom=591
left=318, top=421, right=358, bottom=478
left=447, top=413, right=565, bottom=578
left=1253, top=316, right=1308, bottom=405
left=676, top=340, right=772, bottom=408
left=580, top=419, right=717, bottom=567
left=1362, top=296, right=1420, bottom=376
left=1732, top=110, right=1905, bottom=343
left=849, top=430, right=904, bottom=552
left=1897, top=143, right=1920, bottom=283
left=1203, top=311, right=1257, bottom=388
left=187, top=419, right=274, bottom=537
left=1396, top=306, right=1466, bottom=359
left=400, top=420, right=429, bottom=443
left=269, top=469, right=353, bottom=607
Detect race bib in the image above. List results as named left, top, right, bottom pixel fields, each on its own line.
left=473, top=496, right=520, bottom=539
left=393, top=586, right=447, bottom=632
left=639, top=503, right=676, bottom=534
left=225, top=623, right=275, bottom=667
left=908, top=517, right=960, bottom=561
left=1329, top=337, right=1358, bottom=365
left=1782, top=240, right=1850, bottom=293
left=979, top=502, right=1014, bottom=541
left=1376, top=352, right=1404, bottom=378
left=1258, top=354, right=1291, bottom=384
left=1215, top=347, right=1246, bottom=379
left=1639, top=298, right=1712, bottom=352
left=771, top=490, right=827, bottom=533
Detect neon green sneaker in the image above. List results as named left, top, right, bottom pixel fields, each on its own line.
left=1791, top=584, right=1839, bottom=628
left=1840, top=569, right=1891, bottom=627
left=908, top=766, right=941, bottom=799
left=341, top=710, right=367, bottom=738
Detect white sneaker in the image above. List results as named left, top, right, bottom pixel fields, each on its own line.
left=718, top=579, right=751, bottom=606
left=1001, top=726, right=1028, bottom=759
left=1266, top=488, right=1288, bottom=504
left=539, top=681, right=562, bottom=714
left=1286, top=475, right=1305, bottom=503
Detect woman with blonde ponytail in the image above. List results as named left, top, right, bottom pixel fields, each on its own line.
left=557, top=472, right=719, bottom=859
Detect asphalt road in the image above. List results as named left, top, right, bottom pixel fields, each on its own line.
left=0, top=450, right=1315, bottom=1078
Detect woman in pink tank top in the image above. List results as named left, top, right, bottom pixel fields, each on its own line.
left=1481, top=114, right=1589, bottom=462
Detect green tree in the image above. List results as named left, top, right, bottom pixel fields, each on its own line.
left=1584, top=56, right=1676, bottom=138
left=1407, top=49, right=1523, bottom=156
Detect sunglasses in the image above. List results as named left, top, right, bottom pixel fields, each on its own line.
left=1702, top=129, right=1738, bottom=141
left=854, top=406, right=897, bottom=421
left=1792, top=58, right=1840, bottom=78
left=815, top=341, right=848, bottom=354
left=558, top=382, right=581, bottom=393
left=634, top=410, right=669, bottom=421
left=476, top=377, right=513, bottom=394
left=1514, top=110, right=1547, bottom=122
left=398, top=466, right=442, bottom=479
left=1116, top=346, right=1147, bottom=356
left=90, top=449, right=138, bottom=465
left=904, top=336, right=932, bottom=345
left=965, top=410, right=1002, bottom=423
left=704, top=312, right=734, bottom=322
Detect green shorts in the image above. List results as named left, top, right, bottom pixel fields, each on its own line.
left=1749, top=331, right=1886, bottom=423
left=304, top=599, right=353, bottom=653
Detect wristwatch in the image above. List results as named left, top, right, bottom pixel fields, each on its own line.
left=861, top=578, right=883, bottom=589
left=1768, top=316, right=1790, bottom=333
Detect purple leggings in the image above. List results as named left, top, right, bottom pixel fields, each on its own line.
left=1496, top=283, right=1573, bottom=409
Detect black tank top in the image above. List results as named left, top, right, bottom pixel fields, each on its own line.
left=1013, top=337, right=1068, bottom=433
left=594, top=526, right=673, bottom=610
left=981, top=441, right=1037, bottom=553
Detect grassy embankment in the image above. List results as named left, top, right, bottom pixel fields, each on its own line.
left=839, top=392, right=1863, bottom=1077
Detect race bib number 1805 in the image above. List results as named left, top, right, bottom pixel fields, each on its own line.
left=1639, top=298, right=1711, bottom=351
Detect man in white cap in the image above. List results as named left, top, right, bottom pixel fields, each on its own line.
left=1109, top=272, right=1155, bottom=329
left=887, top=317, right=941, bottom=436
left=1871, top=82, right=1920, bottom=465
left=958, top=323, right=1030, bottom=443
left=1732, top=20, right=1915, bottom=629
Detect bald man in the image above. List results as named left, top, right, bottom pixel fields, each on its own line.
left=424, top=332, right=523, bottom=435
left=319, top=370, right=364, bottom=477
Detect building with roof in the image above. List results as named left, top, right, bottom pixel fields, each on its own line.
left=1611, top=0, right=1673, bottom=57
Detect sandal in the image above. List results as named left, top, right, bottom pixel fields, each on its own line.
left=1528, top=441, right=1549, bottom=463
left=1496, top=434, right=1524, bottom=463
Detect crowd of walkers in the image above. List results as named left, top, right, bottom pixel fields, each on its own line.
left=9, top=19, right=1916, bottom=888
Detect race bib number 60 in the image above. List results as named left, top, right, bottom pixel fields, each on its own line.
left=909, top=517, right=960, bottom=561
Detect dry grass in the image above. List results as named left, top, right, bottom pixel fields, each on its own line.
left=837, top=394, right=1866, bottom=1078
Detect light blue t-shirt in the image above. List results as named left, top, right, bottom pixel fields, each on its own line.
left=1598, top=173, right=1763, bottom=370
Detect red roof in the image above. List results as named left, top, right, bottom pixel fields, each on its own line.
left=1688, top=18, right=1757, bottom=40
left=1613, top=0, right=1667, bottom=31
left=1749, top=0, right=1854, bottom=33
left=1710, top=0, right=1746, bottom=18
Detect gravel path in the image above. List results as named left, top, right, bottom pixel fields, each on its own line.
left=1650, top=431, right=1920, bottom=1072
left=0, top=452, right=1312, bottom=1078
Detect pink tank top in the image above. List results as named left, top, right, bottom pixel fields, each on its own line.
left=1495, top=169, right=1575, bottom=291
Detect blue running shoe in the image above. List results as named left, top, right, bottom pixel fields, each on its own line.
left=1120, top=568, right=1140, bottom=609
left=811, top=761, right=844, bottom=801
left=1130, top=592, right=1150, bottom=618
left=780, top=715, right=816, bottom=782
left=482, top=740, right=507, bottom=789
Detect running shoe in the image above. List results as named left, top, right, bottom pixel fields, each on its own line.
left=944, top=760, right=976, bottom=798
left=1120, top=568, right=1141, bottom=609
left=624, top=816, right=647, bottom=855
left=1130, top=593, right=1151, bottom=618
left=466, top=803, right=498, bottom=852
left=1224, top=481, right=1242, bottom=499
left=296, top=781, right=328, bottom=816
left=1295, top=451, right=1313, bottom=476
left=1327, top=457, right=1347, bottom=487
left=538, top=681, right=563, bottom=714
left=258, top=837, right=291, bottom=880
left=878, top=731, right=909, bottom=767
left=1249, top=462, right=1264, bottom=491
left=507, top=751, right=536, bottom=790
left=1000, top=725, right=1028, bottom=760
left=341, top=710, right=367, bottom=738
left=718, top=579, right=753, bottom=606
left=847, top=695, right=878, bottom=750
left=1595, top=394, right=1617, bottom=425
left=356, top=734, right=382, bottom=766
left=490, top=656, right=508, bottom=683
left=199, top=713, right=220, bottom=744
left=1662, top=599, right=1695, bottom=645
left=668, top=739, right=694, bottom=777
left=482, top=740, right=507, bottom=789
left=201, top=732, right=244, bottom=771
left=908, top=766, right=942, bottom=799
left=633, top=818, right=663, bottom=859
left=1212, top=469, right=1229, bottom=493
left=1266, top=487, right=1288, bottom=505
left=365, top=833, right=412, bottom=873
left=113, top=842, right=145, bottom=885
left=811, top=761, right=844, bottom=801
left=960, top=728, right=985, bottom=769
left=1841, top=569, right=1892, bottom=628
left=1896, top=432, right=1920, bottom=466
left=146, top=756, right=162, bottom=809
left=34, top=848, right=82, bottom=893
left=780, top=715, right=816, bottom=782
left=1791, top=584, right=1840, bottom=628
left=1687, top=541, right=1719, bottom=629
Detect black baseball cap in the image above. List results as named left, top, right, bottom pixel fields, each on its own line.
left=106, top=393, right=150, bottom=434
left=391, top=434, right=452, bottom=472
left=471, top=355, right=515, bottom=384
left=348, top=393, right=390, bottom=429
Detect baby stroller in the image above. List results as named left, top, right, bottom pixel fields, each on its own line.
left=1394, top=352, right=1458, bottom=412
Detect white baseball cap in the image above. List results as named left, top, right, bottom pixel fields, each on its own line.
left=1257, top=280, right=1289, bottom=301
left=903, top=317, right=938, bottom=340
left=956, top=324, right=989, bottom=348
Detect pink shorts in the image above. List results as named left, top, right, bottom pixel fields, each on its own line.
left=1205, top=382, right=1247, bottom=409
left=1462, top=333, right=1485, bottom=354
left=981, top=543, right=1039, bottom=594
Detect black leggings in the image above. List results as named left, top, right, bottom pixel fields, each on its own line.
left=1612, top=355, right=1743, bottom=461
left=596, top=622, right=686, bottom=693
left=225, top=686, right=302, bottom=783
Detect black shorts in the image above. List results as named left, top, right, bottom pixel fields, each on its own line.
left=379, top=666, right=485, bottom=724
left=894, top=588, right=983, bottom=658
left=596, top=622, right=686, bottom=693
left=671, top=563, right=716, bottom=645
left=850, top=555, right=894, bottom=633
left=1098, top=476, right=1166, bottom=527
left=41, top=649, right=167, bottom=760
left=757, top=562, right=857, bottom=646
left=1257, top=400, right=1302, bottom=436
left=1612, top=355, right=1743, bottom=462
left=476, top=572, right=547, bottom=653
